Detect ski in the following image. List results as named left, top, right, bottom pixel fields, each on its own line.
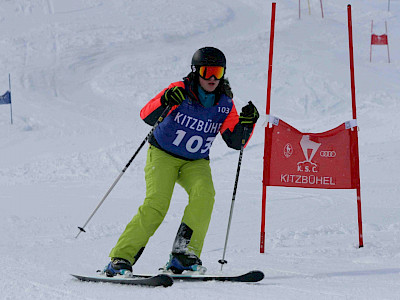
left=71, top=273, right=173, bottom=287
left=130, top=270, right=264, bottom=283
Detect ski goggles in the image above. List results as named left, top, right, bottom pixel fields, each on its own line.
left=198, top=66, right=225, bottom=80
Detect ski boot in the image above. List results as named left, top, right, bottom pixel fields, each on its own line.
left=161, top=253, right=207, bottom=275
left=103, top=258, right=133, bottom=277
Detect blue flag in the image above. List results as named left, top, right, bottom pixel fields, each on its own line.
left=0, top=91, right=11, bottom=105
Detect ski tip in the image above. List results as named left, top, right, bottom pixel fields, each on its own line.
left=248, top=270, right=265, bottom=282
left=71, top=273, right=174, bottom=288
left=70, top=274, right=83, bottom=280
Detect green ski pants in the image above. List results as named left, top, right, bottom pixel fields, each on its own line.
left=109, top=145, right=215, bottom=264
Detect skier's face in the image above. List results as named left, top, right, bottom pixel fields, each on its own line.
left=199, top=76, right=220, bottom=92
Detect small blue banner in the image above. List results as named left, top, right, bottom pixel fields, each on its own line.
left=0, top=91, right=11, bottom=105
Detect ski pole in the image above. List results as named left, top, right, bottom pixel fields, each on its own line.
left=218, top=127, right=248, bottom=270
left=75, top=105, right=171, bottom=238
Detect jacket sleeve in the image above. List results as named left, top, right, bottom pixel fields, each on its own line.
left=220, top=101, right=255, bottom=150
left=140, top=81, right=185, bottom=126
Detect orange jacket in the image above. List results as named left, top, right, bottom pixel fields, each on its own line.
left=140, top=79, right=254, bottom=159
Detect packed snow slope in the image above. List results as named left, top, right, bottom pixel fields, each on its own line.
left=0, top=0, right=399, bottom=299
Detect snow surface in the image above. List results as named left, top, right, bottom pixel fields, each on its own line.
left=0, top=0, right=399, bottom=299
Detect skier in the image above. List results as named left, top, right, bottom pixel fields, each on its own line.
left=104, top=47, right=259, bottom=276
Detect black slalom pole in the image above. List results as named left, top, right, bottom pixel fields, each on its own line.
left=75, top=105, right=171, bottom=238
left=218, top=127, right=248, bottom=270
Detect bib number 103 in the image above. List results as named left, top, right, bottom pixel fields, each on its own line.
left=172, top=130, right=215, bottom=153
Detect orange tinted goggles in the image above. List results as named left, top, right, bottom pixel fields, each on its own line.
left=198, top=66, right=225, bottom=80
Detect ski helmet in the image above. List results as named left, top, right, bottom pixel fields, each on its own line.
left=191, top=47, right=226, bottom=69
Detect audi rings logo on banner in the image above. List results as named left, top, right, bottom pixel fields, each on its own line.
left=319, top=150, right=336, bottom=158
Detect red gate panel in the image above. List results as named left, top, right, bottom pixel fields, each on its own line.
left=264, top=119, right=357, bottom=189
left=371, top=34, right=388, bottom=45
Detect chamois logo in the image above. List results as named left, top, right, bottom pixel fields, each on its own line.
left=297, top=135, right=321, bottom=173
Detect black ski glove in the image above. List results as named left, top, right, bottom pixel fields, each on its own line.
left=160, top=86, right=187, bottom=107
left=239, top=101, right=259, bottom=128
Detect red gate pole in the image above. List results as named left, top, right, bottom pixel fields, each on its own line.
left=347, top=5, right=364, bottom=248
left=320, top=0, right=324, bottom=18
left=266, top=3, right=276, bottom=117
left=370, top=20, right=373, bottom=62
left=348, top=5, right=357, bottom=122
left=261, top=2, right=276, bottom=254
left=260, top=141, right=268, bottom=253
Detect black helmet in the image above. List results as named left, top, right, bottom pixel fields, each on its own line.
left=191, top=47, right=226, bottom=69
